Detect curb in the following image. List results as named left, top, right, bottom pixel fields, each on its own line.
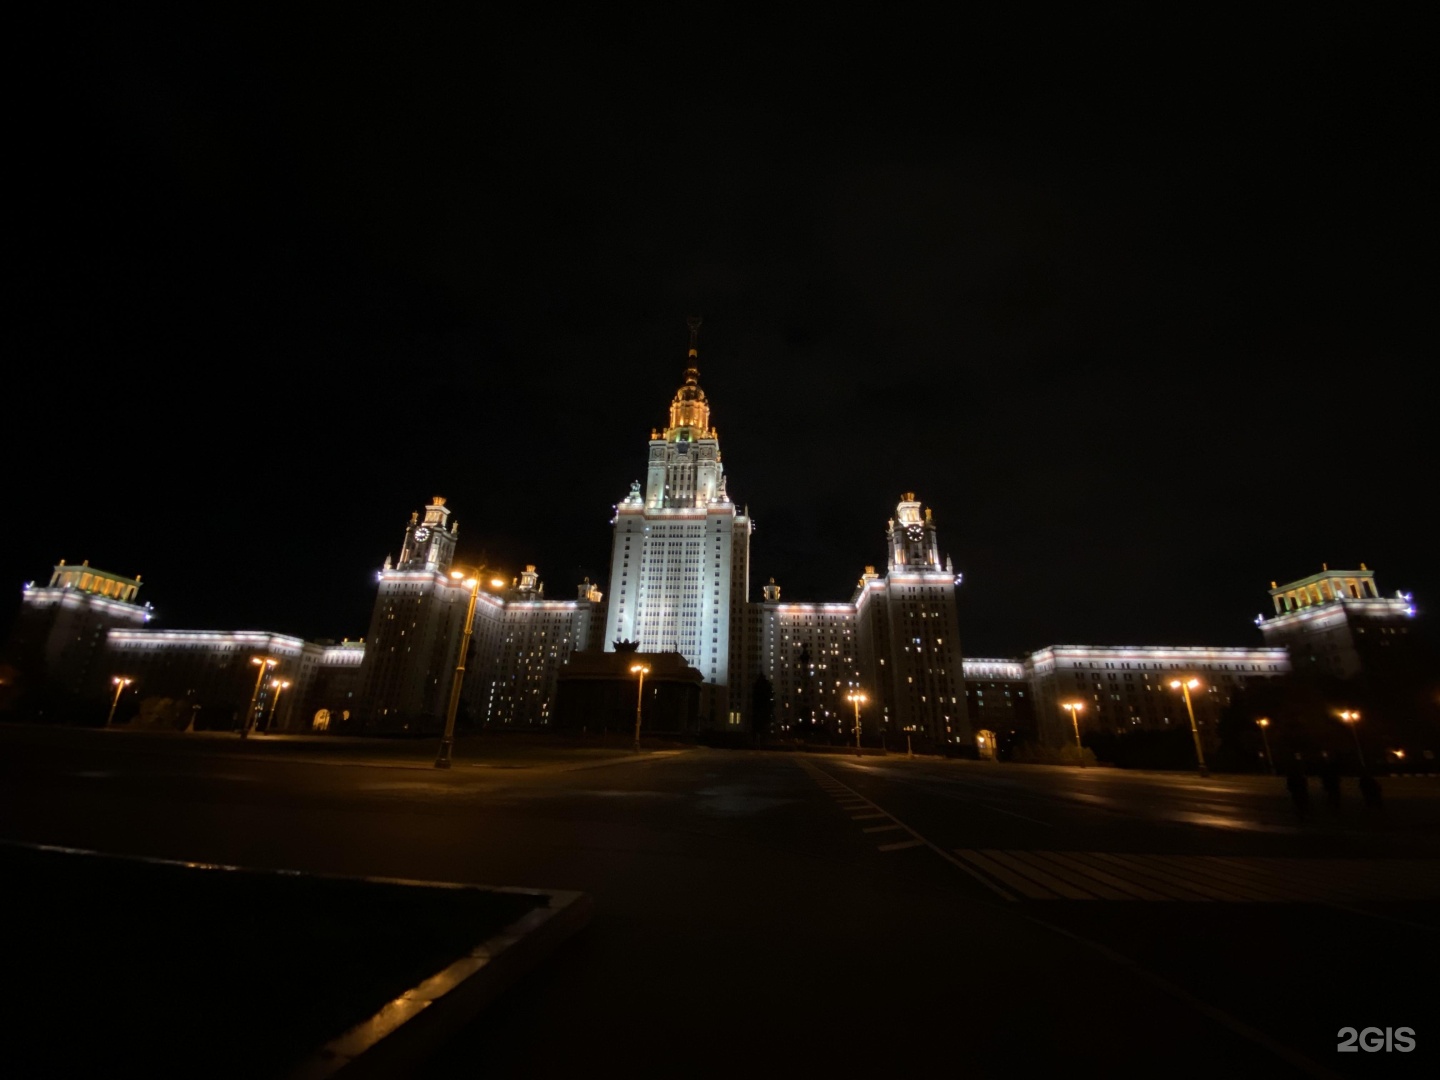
left=291, top=884, right=593, bottom=1078
left=2, top=840, right=591, bottom=1079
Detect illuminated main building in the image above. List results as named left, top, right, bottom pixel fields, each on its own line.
left=601, top=323, right=752, bottom=726
left=1, top=329, right=1423, bottom=753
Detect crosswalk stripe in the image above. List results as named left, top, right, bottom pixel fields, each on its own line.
left=952, top=850, right=1061, bottom=900
left=1082, top=858, right=1244, bottom=898
left=1147, top=855, right=1298, bottom=902
left=1196, top=857, right=1342, bottom=902
left=1063, top=852, right=1213, bottom=901
left=951, top=850, right=1440, bottom=903
left=878, top=839, right=925, bottom=852
left=1111, top=852, right=1272, bottom=904
left=1007, top=851, right=1142, bottom=900
left=1032, top=851, right=1172, bottom=901
left=863, top=824, right=904, bottom=833
left=980, top=850, right=1100, bottom=900
left=851, top=812, right=888, bottom=820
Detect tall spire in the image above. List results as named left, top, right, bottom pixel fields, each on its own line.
left=684, top=315, right=702, bottom=385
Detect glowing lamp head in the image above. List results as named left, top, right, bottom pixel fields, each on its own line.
left=490, top=578, right=506, bottom=589
left=1257, top=717, right=1270, bottom=728
left=630, top=663, right=650, bottom=675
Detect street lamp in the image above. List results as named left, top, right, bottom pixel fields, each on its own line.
left=1169, top=677, right=1208, bottom=776
left=1061, top=701, right=1085, bottom=765
left=846, top=691, right=867, bottom=757
left=1256, top=717, right=1275, bottom=774
left=630, top=662, right=651, bottom=753
left=1339, top=710, right=1366, bottom=770
left=436, top=568, right=488, bottom=769
left=106, top=676, right=134, bottom=727
left=263, top=678, right=292, bottom=734
left=241, top=657, right=278, bottom=739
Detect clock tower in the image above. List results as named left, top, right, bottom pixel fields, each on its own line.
left=887, top=493, right=942, bottom=572
left=396, top=496, right=457, bottom=574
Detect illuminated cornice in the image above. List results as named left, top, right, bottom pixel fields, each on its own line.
left=1028, top=644, right=1290, bottom=663
left=963, top=659, right=1027, bottom=681
left=22, top=587, right=152, bottom=620
left=1259, top=597, right=1414, bottom=630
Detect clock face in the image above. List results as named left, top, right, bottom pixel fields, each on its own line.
left=413, top=527, right=431, bottom=542
left=906, top=524, right=924, bottom=541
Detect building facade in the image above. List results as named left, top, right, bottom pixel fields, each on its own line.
left=1026, top=644, right=1292, bottom=748
left=1257, top=565, right=1418, bottom=680
left=601, top=330, right=752, bottom=728
left=1, top=561, right=153, bottom=720
left=357, top=498, right=606, bottom=732
left=105, top=628, right=364, bottom=732
left=757, top=493, right=971, bottom=748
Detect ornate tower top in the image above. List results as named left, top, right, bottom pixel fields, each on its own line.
left=888, top=494, right=943, bottom=573
left=666, top=316, right=713, bottom=440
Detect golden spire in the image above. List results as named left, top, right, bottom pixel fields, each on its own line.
left=666, top=316, right=711, bottom=437
left=684, top=315, right=702, bottom=385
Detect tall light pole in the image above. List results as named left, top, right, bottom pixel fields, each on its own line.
left=241, top=657, right=278, bottom=739
left=1169, top=677, right=1208, bottom=776
left=1340, top=710, right=1366, bottom=770
left=263, top=678, right=292, bottom=734
left=106, top=676, right=134, bottom=727
left=1062, top=701, right=1085, bottom=765
left=630, top=662, right=651, bottom=753
left=847, top=691, right=867, bottom=757
left=436, top=568, right=486, bottom=769
left=1256, top=717, right=1275, bottom=774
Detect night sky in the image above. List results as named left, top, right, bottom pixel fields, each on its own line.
left=7, top=11, right=1432, bottom=659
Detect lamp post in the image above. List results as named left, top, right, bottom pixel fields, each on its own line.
left=630, top=662, right=651, bottom=753
left=106, top=676, right=134, bottom=727
left=241, top=657, right=278, bottom=738
left=1062, top=701, right=1085, bottom=765
left=846, top=691, right=867, bottom=757
left=1169, top=677, right=1208, bottom=776
left=1256, top=717, right=1275, bottom=774
left=263, top=678, right=292, bottom=734
left=436, top=568, right=486, bottom=769
left=1339, top=710, right=1366, bottom=770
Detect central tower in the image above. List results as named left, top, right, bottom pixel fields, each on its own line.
left=603, top=320, right=752, bottom=728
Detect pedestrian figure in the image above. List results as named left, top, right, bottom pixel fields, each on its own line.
left=1319, top=751, right=1341, bottom=811
left=1285, top=754, right=1310, bottom=817
left=1358, top=771, right=1382, bottom=809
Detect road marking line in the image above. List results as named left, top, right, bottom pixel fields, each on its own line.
left=863, top=824, right=904, bottom=833
left=878, top=839, right=925, bottom=852
left=797, top=758, right=1016, bottom=901
left=851, top=812, right=888, bottom=820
